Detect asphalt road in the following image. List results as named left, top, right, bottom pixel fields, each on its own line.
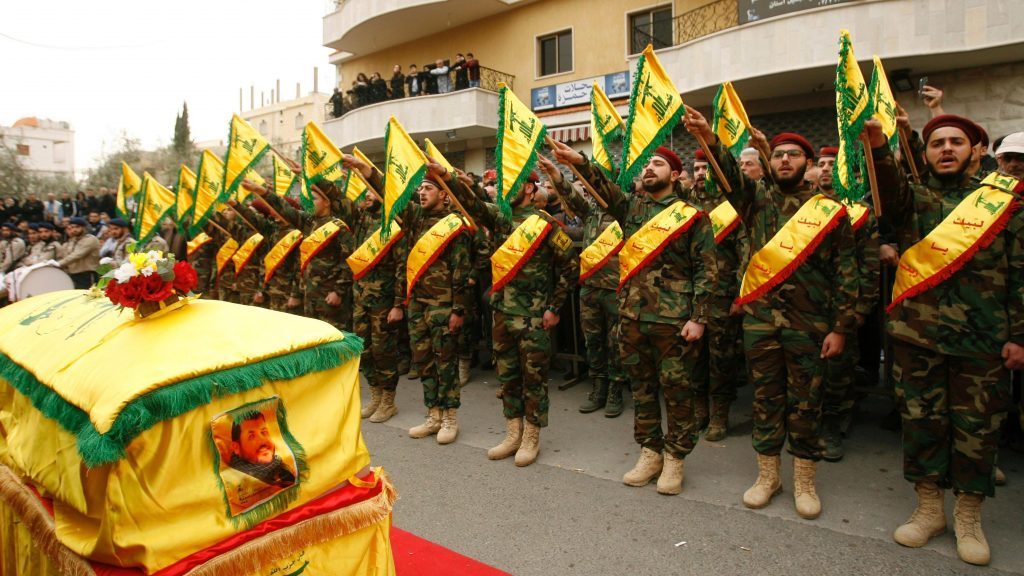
left=362, top=368, right=1023, bottom=576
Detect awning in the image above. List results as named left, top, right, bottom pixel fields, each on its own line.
left=548, top=124, right=590, bottom=143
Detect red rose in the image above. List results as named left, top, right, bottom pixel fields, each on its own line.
left=139, top=273, right=174, bottom=303
left=172, top=261, right=198, bottom=294
left=117, top=278, right=144, bottom=308
left=104, top=279, right=123, bottom=306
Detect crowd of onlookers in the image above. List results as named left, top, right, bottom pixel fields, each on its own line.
left=329, top=53, right=481, bottom=118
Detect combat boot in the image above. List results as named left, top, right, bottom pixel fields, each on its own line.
left=578, top=378, right=608, bottom=413
left=694, top=394, right=710, bottom=431
left=954, top=493, right=990, bottom=566
left=458, top=358, right=471, bottom=387
left=793, top=457, right=821, bottom=519
left=487, top=418, right=523, bottom=460
left=743, top=453, right=782, bottom=509
left=369, top=390, right=398, bottom=423
left=994, top=466, right=1006, bottom=486
left=821, top=416, right=844, bottom=462
left=656, top=452, right=685, bottom=495
left=623, top=447, right=663, bottom=487
left=408, top=407, right=442, bottom=438
left=436, top=408, right=459, bottom=444
left=704, top=400, right=730, bottom=442
left=361, top=387, right=382, bottom=419
left=604, top=380, right=625, bottom=418
left=893, top=481, right=946, bottom=547
left=514, top=421, right=541, bottom=466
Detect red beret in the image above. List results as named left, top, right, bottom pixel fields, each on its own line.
left=976, top=123, right=989, bottom=147
left=693, top=149, right=707, bottom=162
left=483, top=169, right=497, bottom=183
left=922, top=114, right=981, bottom=146
left=654, top=146, right=683, bottom=174
left=527, top=170, right=540, bottom=183
left=422, top=174, right=444, bottom=188
left=770, top=133, right=815, bottom=158
left=818, top=146, right=839, bottom=158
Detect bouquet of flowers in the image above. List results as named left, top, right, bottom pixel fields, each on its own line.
left=96, top=245, right=198, bottom=317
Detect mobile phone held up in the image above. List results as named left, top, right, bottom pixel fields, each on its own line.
left=918, top=76, right=929, bottom=98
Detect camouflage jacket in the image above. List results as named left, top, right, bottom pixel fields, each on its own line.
left=714, top=142, right=859, bottom=335
left=551, top=177, right=620, bottom=292
left=264, top=193, right=353, bottom=298
left=575, top=161, right=717, bottom=325
left=394, top=203, right=472, bottom=313
left=874, top=146, right=1024, bottom=356
left=849, top=200, right=880, bottom=319
left=237, top=203, right=301, bottom=301
left=450, top=175, right=578, bottom=318
left=467, top=225, right=492, bottom=287
left=188, top=232, right=218, bottom=296
left=680, top=181, right=750, bottom=320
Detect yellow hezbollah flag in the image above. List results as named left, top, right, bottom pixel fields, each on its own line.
left=189, top=150, right=226, bottom=236
left=234, top=168, right=265, bottom=204
left=381, top=116, right=428, bottom=235
left=342, top=168, right=369, bottom=203
left=712, top=81, right=752, bottom=157
left=175, top=164, right=196, bottom=229
left=353, top=145, right=383, bottom=178
left=618, top=44, right=685, bottom=189
left=117, top=161, right=142, bottom=220
left=869, top=55, right=900, bottom=152
left=135, top=172, right=177, bottom=245
left=223, top=114, right=270, bottom=199
left=496, top=82, right=547, bottom=217
left=591, top=82, right=624, bottom=178
left=833, top=29, right=874, bottom=203
left=424, top=137, right=455, bottom=174
left=273, top=152, right=297, bottom=197
left=301, top=121, right=346, bottom=209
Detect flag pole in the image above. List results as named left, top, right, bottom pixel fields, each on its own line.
left=898, top=126, right=921, bottom=184
left=203, top=220, right=231, bottom=237
left=694, top=134, right=733, bottom=194
left=860, top=134, right=882, bottom=217
left=435, top=178, right=478, bottom=232
left=347, top=169, right=403, bottom=225
left=544, top=135, right=608, bottom=209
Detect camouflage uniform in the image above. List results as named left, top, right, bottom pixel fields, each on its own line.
left=238, top=203, right=302, bottom=313
left=715, top=144, right=859, bottom=461
left=452, top=177, right=578, bottom=428
left=680, top=180, right=750, bottom=427
left=216, top=215, right=244, bottom=304
left=457, top=226, right=492, bottom=362
left=188, top=228, right=219, bottom=300
left=575, top=161, right=717, bottom=458
left=552, top=177, right=628, bottom=407
left=396, top=202, right=472, bottom=409
left=264, top=193, right=354, bottom=331
left=874, top=147, right=1023, bottom=496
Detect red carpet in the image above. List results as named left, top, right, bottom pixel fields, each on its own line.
left=391, top=526, right=511, bottom=575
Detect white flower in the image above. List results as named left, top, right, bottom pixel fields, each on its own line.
left=139, top=265, right=156, bottom=277
left=113, top=262, right=138, bottom=283
left=99, top=257, right=114, bottom=266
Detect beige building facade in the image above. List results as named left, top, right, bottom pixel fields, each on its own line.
left=0, top=117, right=75, bottom=178
left=322, top=0, right=1024, bottom=173
left=241, top=92, right=330, bottom=161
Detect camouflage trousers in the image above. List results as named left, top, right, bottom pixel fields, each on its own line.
left=304, top=282, right=351, bottom=331
left=408, top=300, right=460, bottom=409
left=353, top=300, right=400, bottom=392
left=892, top=340, right=1010, bottom=497
left=580, top=285, right=626, bottom=385
left=619, top=317, right=706, bottom=458
left=824, top=331, right=861, bottom=419
left=697, top=311, right=744, bottom=404
left=456, top=283, right=480, bottom=360
left=744, top=317, right=825, bottom=461
left=493, top=310, right=552, bottom=427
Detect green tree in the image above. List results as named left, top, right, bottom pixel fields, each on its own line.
left=0, top=140, right=33, bottom=199
left=173, top=102, right=192, bottom=158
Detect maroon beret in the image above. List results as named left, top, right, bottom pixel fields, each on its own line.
left=976, top=123, right=989, bottom=147
left=922, top=114, right=981, bottom=146
left=693, top=149, right=707, bottom=162
left=654, top=146, right=683, bottom=174
left=526, top=170, right=540, bottom=183
left=422, top=174, right=444, bottom=188
left=818, top=146, right=839, bottom=158
left=770, top=132, right=815, bottom=158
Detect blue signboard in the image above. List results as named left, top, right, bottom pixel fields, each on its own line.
left=530, top=71, right=630, bottom=112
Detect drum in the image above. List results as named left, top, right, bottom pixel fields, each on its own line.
left=11, top=264, right=74, bottom=302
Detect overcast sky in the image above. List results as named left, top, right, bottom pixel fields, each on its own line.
left=1, top=1, right=336, bottom=177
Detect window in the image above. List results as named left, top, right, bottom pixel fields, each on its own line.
left=16, top=144, right=29, bottom=156
left=294, top=112, right=304, bottom=130
left=629, top=6, right=673, bottom=55
left=259, top=120, right=268, bottom=136
left=538, top=30, right=572, bottom=77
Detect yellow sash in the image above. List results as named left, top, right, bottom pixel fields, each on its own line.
left=231, top=232, right=264, bottom=276
left=737, top=193, right=846, bottom=306
left=708, top=200, right=740, bottom=244
left=845, top=201, right=870, bottom=231
left=406, top=213, right=468, bottom=302
left=618, top=201, right=701, bottom=290
left=579, top=221, right=623, bottom=284
left=262, top=229, right=303, bottom=284
left=889, top=172, right=1020, bottom=311
left=346, top=221, right=404, bottom=281
left=299, top=219, right=348, bottom=273
left=491, top=214, right=552, bottom=292
left=215, top=238, right=239, bottom=278
left=186, top=232, right=212, bottom=258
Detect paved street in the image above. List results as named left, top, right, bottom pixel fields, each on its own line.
left=362, top=369, right=1023, bottom=576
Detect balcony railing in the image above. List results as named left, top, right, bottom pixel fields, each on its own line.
left=324, top=66, right=514, bottom=120
left=631, top=0, right=741, bottom=52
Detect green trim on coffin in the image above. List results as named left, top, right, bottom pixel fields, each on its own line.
left=0, top=335, right=364, bottom=468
